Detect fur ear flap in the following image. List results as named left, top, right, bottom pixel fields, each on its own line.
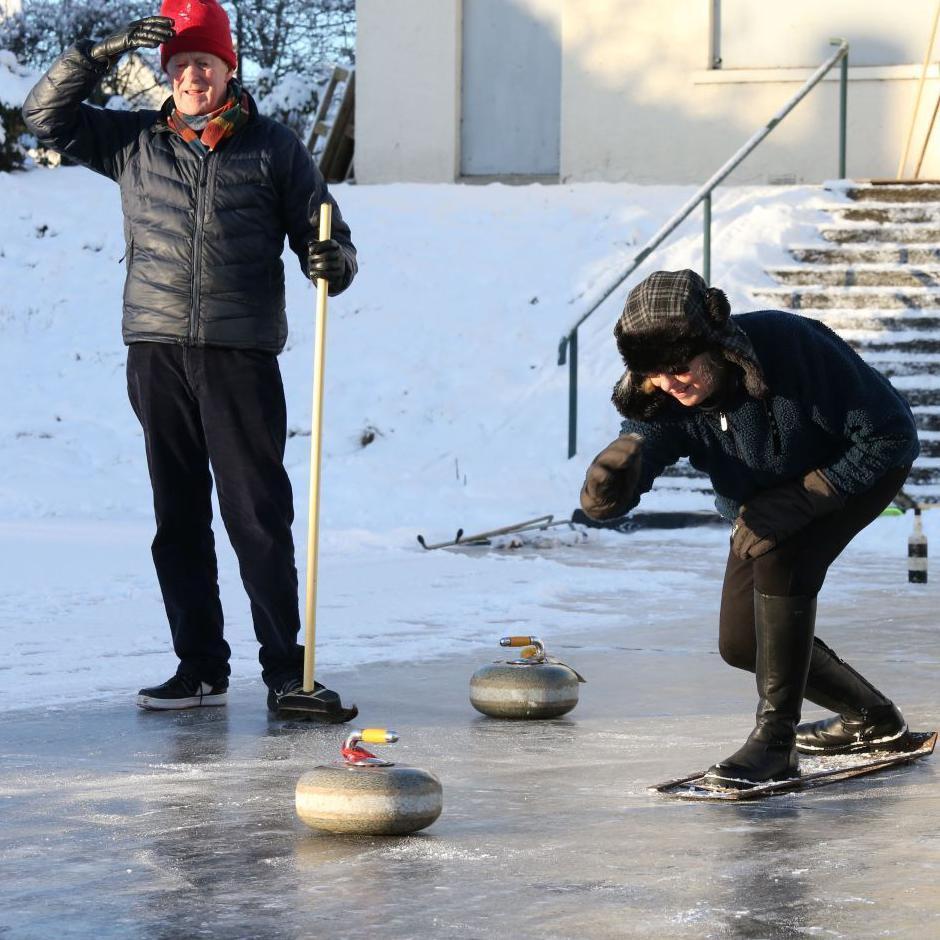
left=611, top=371, right=633, bottom=418
left=611, top=371, right=668, bottom=420
left=704, top=287, right=730, bottom=327
left=613, top=316, right=633, bottom=369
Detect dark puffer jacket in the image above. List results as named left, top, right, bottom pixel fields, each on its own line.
left=618, top=311, right=919, bottom=521
left=22, top=42, right=356, bottom=354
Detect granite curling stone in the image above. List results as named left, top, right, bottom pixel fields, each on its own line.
left=469, top=636, right=585, bottom=719
left=295, top=729, right=443, bottom=835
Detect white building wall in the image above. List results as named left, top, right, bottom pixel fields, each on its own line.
left=355, top=0, right=462, bottom=183
left=356, top=0, right=940, bottom=183
left=720, top=0, right=928, bottom=68
left=560, top=0, right=940, bottom=183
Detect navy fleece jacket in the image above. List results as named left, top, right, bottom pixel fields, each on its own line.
left=618, top=311, right=919, bottom=521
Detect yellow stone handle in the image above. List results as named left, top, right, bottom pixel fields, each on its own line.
left=360, top=728, right=399, bottom=745
left=500, top=635, right=535, bottom=647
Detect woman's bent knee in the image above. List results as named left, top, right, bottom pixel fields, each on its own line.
left=718, top=637, right=756, bottom=672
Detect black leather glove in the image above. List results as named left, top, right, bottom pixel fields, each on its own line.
left=307, top=239, right=346, bottom=287
left=732, top=469, right=845, bottom=560
left=89, top=16, right=176, bottom=66
left=580, top=433, right=644, bottom=520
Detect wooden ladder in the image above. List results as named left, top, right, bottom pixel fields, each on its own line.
left=307, top=65, right=355, bottom=182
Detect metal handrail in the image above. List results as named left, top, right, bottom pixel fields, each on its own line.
left=558, top=39, right=849, bottom=458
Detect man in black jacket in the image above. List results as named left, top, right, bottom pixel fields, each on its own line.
left=22, top=1, right=358, bottom=722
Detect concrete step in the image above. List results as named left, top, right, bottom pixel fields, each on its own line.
left=821, top=223, right=940, bottom=244
left=880, top=372, right=940, bottom=391
left=891, top=385, right=940, bottom=410
left=908, top=464, right=940, bottom=485
left=841, top=183, right=940, bottom=203
left=918, top=438, right=940, bottom=457
left=781, top=308, right=940, bottom=330
left=790, top=245, right=940, bottom=264
left=775, top=183, right=940, bottom=500
left=827, top=204, right=940, bottom=224
left=865, top=358, right=940, bottom=377
left=665, top=459, right=940, bottom=481
left=835, top=313, right=940, bottom=332
left=894, top=387, right=940, bottom=407
left=656, top=432, right=940, bottom=467
left=753, top=286, right=940, bottom=309
left=656, top=460, right=940, bottom=496
left=868, top=372, right=940, bottom=410
left=914, top=408, right=940, bottom=431
left=651, top=456, right=940, bottom=502
left=903, top=487, right=940, bottom=504
left=864, top=349, right=940, bottom=364
left=849, top=335, right=940, bottom=355
left=767, top=265, right=940, bottom=288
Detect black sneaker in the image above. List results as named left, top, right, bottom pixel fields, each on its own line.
left=137, top=673, right=228, bottom=710
left=267, top=678, right=357, bottom=723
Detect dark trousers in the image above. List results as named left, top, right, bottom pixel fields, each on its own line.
left=718, top=466, right=910, bottom=671
left=126, top=343, right=304, bottom=689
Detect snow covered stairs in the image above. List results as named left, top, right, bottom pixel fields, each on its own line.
left=755, top=181, right=940, bottom=505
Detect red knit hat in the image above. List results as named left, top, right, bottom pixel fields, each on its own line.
left=160, top=0, right=237, bottom=72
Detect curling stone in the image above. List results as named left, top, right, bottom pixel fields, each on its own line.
left=469, top=636, right=585, bottom=719
left=295, top=729, right=443, bottom=835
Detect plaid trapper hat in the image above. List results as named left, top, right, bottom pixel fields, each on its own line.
left=611, top=269, right=768, bottom=418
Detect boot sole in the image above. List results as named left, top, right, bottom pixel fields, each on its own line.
left=137, top=693, right=228, bottom=710
left=796, top=729, right=911, bottom=756
left=703, top=770, right=800, bottom=791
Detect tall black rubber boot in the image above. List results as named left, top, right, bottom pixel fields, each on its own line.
left=704, top=592, right=816, bottom=790
left=796, top=638, right=908, bottom=754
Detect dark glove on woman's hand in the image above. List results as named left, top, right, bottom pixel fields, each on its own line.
left=580, top=433, right=644, bottom=520
left=732, top=469, right=845, bottom=560
left=89, top=16, right=176, bottom=66
left=307, top=239, right=346, bottom=287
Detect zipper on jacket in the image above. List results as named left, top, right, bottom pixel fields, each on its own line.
left=715, top=410, right=739, bottom=457
left=763, top=401, right=782, bottom=456
left=190, top=154, right=213, bottom=344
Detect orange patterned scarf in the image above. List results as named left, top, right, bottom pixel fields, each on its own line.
left=167, top=81, right=250, bottom=154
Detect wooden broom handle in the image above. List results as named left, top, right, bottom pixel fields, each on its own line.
left=898, top=0, right=940, bottom=178
left=303, top=203, right=332, bottom=692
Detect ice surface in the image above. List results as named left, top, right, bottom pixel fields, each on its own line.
left=0, top=562, right=937, bottom=938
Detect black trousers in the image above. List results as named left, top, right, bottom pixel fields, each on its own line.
left=127, top=343, right=304, bottom=689
left=718, top=466, right=910, bottom=671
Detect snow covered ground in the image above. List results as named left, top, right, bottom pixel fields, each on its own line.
left=1, top=166, right=937, bottom=711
